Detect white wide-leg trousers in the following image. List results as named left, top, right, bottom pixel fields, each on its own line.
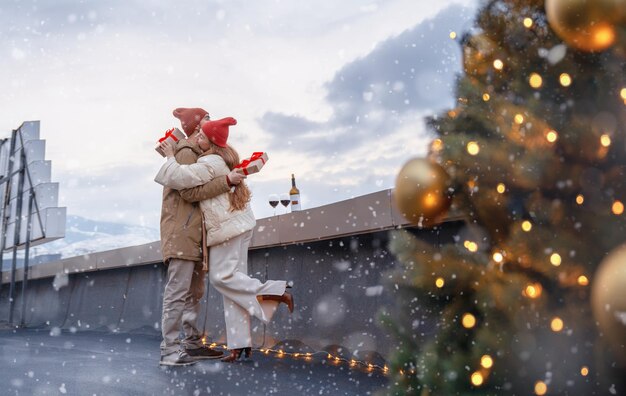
left=209, top=229, right=286, bottom=349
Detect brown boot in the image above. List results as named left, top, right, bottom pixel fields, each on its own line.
left=261, top=292, right=294, bottom=313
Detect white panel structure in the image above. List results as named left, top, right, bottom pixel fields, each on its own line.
left=0, top=121, right=66, bottom=251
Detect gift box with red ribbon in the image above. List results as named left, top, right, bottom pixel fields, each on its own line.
left=234, top=152, right=268, bottom=175
left=155, top=127, right=186, bottom=156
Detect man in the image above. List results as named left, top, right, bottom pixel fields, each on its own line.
left=159, top=107, right=245, bottom=366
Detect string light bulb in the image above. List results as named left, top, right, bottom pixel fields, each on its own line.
left=621, top=88, right=626, bottom=100
left=493, top=59, right=504, bottom=70
left=514, top=114, right=525, bottom=124
left=482, top=93, right=490, bottom=101
left=522, top=221, right=532, bottom=232
left=546, top=130, right=558, bottom=143
left=523, top=17, right=533, bottom=28
left=480, top=355, right=493, bottom=369
left=535, top=381, right=548, bottom=395
left=529, top=73, right=543, bottom=89
left=577, top=275, right=589, bottom=286
left=496, top=183, right=506, bottom=194
left=550, top=253, right=562, bottom=266
left=613, top=200, right=624, bottom=215
left=581, top=366, right=589, bottom=376
left=462, top=313, right=477, bottom=328
left=559, top=73, right=572, bottom=87
left=467, top=141, right=480, bottom=155
left=435, top=277, right=445, bottom=288
left=551, top=317, right=564, bottom=332
left=471, top=371, right=484, bottom=386
left=576, top=194, right=584, bottom=205
left=600, top=134, right=611, bottom=147
left=524, top=283, right=542, bottom=299
left=492, top=252, right=504, bottom=263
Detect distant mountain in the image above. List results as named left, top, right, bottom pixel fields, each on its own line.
left=21, top=215, right=160, bottom=262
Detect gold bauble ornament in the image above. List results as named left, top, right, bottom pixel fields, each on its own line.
left=545, top=0, right=624, bottom=52
left=591, top=244, right=626, bottom=351
left=393, top=158, right=453, bottom=227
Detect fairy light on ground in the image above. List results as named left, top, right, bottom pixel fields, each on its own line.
left=600, top=134, right=611, bottom=147
left=612, top=200, right=624, bottom=215
left=514, top=114, right=525, bottom=124
left=492, top=252, right=503, bottom=263
left=449, top=31, right=457, bottom=39
left=621, top=88, right=626, bottom=101
left=462, top=313, right=477, bottom=328
left=496, top=183, right=506, bottom=194
left=523, top=17, right=533, bottom=28
left=529, top=73, right=542, bottom=89
left=550, top=253, right=562, bottom=266
left=551, top=317, right=564, bottom=332
left=581, top=366, right=589, bottom=376
left=480, top=355, right=493, bottom=369
left=467, top=141, right=480, bottom=155
left=576, top=194, right=584, bottom=205
left=546, top=130, right=558, bottom=143
left=482, top=93, right=490, bottom=101
left=471, top=371, right=484, bottom=386
left=522, top=221, right=532, bottom=232
left=559, top=73, right=572, bottom=87
left=493, top=59, right=504, bottom=70
left=577, top=275, right=589, bottom=286
left=535, top=381, right=548, bottom=395
left=435, top=277, right=445, bottom=288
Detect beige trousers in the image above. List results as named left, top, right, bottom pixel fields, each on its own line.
left=209, top=229, right=286, bottom=349
left=160, top=259, right=206, bottom=355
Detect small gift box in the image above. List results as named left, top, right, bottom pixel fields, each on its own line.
left=155, top=128, right=185, bottom=156
left=235, top=152, right=268, bottom=175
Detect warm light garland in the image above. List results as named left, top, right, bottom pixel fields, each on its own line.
left=514, top=114, right=525, bottom=124
left=612, top=200, right=624, bottom=215
left=496, top=183, right=506, bottom=194
left=581, top=366, right=589, bottom=376
left=483, top=93, right=490, bottom=101
left=435, top=277, right=445, bottom=288
left=200, top=340, right=390, bottom=376
left=492, top=252, right=504, bottom=263
left=576, top=194, right=584, bottom=205
left=577, top=275, right=589, bottom=286
left=471, top=371, right=484, bottom=386
left=480, top=355, right=493, bottom=369
left=522, top=221, right=532, bottom=232
left=559, top=73, right=572, bottom=87
left=546, top=130, right=558, bottom=143
left=551, top=317, right=564, bottom=332
left=450, top=31, right=457, bottom=39
left=550, top=253, right=562, bottom=267
left=493, top=59, right=504, bottom=70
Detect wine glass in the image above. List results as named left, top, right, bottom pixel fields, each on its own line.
left=280, top=193, right=291, bottom=214
left=268, top=194, right=279, bottom=215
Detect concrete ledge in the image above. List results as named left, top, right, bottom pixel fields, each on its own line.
left=1, top=188, right=461, bottom=284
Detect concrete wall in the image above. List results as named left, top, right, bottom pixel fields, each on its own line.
left=0, top=189, right=464, bottom=362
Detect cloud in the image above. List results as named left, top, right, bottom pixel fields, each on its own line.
left=259, top=4, right=471, bottom=157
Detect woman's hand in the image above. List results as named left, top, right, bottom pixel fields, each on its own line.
left=159, top=140, right=176, bottom=158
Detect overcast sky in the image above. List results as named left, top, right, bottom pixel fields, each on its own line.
left=0, top=0, right=476, bottom=231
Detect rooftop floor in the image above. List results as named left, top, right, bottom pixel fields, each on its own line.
left=0, top=329, right=388, bottom=396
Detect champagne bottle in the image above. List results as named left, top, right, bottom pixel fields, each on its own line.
left=289, top=174, right=301, bottom=211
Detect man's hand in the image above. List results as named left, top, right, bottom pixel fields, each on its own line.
left=159, top=140, right=176, bottom=158
left=227, top=169, right=246, bottom=185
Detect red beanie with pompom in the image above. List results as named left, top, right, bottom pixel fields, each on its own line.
left=201, top=117, right=236, bottom=147
left=173, top=107, right=208, bottom=137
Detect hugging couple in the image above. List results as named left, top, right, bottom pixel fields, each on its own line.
left=155, top=107, right=294, bottom=366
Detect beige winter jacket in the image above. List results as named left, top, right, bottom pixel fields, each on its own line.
left=159, top=141, right=231, bottom=263
left=155, top=154, right=256, bottom=247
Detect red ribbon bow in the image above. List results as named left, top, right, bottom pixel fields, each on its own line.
left=158, top=128, right=179, bottom=143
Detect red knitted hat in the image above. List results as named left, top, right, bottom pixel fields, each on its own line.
left=172, top=107, right=208, bottom=137
left=201, top=117, right=237, bottom=148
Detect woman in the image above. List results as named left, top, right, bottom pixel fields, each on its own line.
left=155, top=116, right=294, bottom=362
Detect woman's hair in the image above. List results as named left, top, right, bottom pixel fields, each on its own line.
left=203, top=141, right=251, bottom=212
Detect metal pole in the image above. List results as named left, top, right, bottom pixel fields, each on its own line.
left=8, top=148, right=26, bottom=324
left=20, top=192, right=34, bottom=327
left=0, top=131, right=17, bottom=309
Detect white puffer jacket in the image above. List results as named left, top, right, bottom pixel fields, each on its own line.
left=154, top=154, right=256, bottom=246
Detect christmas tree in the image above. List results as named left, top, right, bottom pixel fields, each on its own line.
left=384, top=0, right=626, bottom=394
